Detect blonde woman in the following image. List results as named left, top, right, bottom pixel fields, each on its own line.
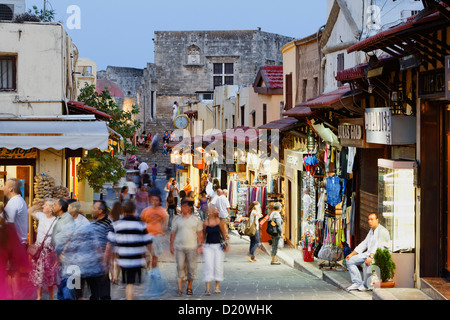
left=247, top=201, right=263, bottom=262
left=29, top=199, right=58, bottom=300
left=202, top=205, right=228, bottom=295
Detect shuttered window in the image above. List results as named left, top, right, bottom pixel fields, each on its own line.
left=0, top=56, right=16, bottom=91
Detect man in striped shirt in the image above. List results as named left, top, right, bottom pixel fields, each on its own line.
left=106, top=200, right=153, bottom=300
left=90, top=200, right=114, bottom=300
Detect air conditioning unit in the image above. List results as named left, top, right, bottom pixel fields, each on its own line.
left=0, top=0, right=26, bottom=21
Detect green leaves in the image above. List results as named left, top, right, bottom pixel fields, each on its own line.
left=76, top=84, right=142, bottom=192
left=373, top=248, right=396, bottom=282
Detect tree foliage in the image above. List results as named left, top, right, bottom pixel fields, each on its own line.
left=27, top=5, right=55, bottom=22
left=76, top=83, right=141, bottom=192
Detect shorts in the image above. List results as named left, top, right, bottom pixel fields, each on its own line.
left=122, top=267, right=142, bottom=285
left=151, top=235, right=164, bottom=257
left=175, top=248, right=198, bottom=281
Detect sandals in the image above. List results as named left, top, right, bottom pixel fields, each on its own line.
left=176, top=289, right=183, bottom=297
left=186, top=288, right=193, bottom=295
left=214, top=288, right=221, bottom=294
left=205, top=290, right=211, bottom=296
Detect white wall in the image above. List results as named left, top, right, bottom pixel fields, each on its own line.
left=0, top=22, right=75, bottom=116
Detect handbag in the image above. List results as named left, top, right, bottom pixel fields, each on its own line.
left=244, top=217, right=256, bottom=237
left=27, top=217, right=57, bottom=260
left=266, top=219, right=278, bottom=236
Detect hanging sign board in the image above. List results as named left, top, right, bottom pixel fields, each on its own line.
left=0, top=148, right=38, bottom=159
left=338, top=118, right=383, bottom=148
left=365, top=108, right=416, bottom=145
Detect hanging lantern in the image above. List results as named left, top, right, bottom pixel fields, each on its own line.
left=306, top=126, right=316, bottom=152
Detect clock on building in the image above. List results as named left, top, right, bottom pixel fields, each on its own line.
left=174, top=115, right=189, bottom=129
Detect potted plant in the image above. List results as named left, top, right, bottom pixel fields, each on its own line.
left=373, top=248, right=396, bottom=288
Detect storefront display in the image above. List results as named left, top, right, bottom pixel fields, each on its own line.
left=378, top=159, right=416, bottom=253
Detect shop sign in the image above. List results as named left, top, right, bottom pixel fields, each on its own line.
left=419, top=69, right=445, bottom=97
left=338, top=118, right=365, bottom=148
left=0, top=148, right=38, bottom=159
left=446, top=55, right=450, bottom=100
left=365, top=108, right=416, bottom=145
left=284, top=149, right=303, bottom=171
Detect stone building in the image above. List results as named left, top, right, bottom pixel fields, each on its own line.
left=151, top=29, right=295, bottom=120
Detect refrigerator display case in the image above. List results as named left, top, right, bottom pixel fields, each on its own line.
left=378, top=159, right=416, bottom=253
left=378, top=159, right=416, bottom=288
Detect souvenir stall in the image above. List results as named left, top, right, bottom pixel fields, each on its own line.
left=313, top=143, right=355, bottom=269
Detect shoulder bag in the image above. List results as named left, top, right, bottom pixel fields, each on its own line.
left=244, top=216, right=257, bottom=237
left=27, top=217, right=57, bottom=260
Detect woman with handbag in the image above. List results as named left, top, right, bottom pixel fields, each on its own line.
left=28, top=199, right=58, bottom=300
left=246, top=201, right=262, bottom=262
left=268, top=202, right=284, bottom=265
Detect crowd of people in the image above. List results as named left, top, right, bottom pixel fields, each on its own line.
left=0, top=169, right=285, bottom=300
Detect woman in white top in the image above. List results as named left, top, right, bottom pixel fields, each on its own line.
left=247, top=201, right=262, bottom=262
left=29, top=199, right=58, bottom=300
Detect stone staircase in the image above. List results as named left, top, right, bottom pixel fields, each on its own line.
left=135, top=119, right=175, bottom=181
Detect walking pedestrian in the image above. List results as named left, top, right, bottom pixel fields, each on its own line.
left=166, top=191, right=176, bottom=230
left=106, top=200, right=153, bottom=300
left=119, top=186, right=131, bottom=203
left=29, top=199, right=58, bottom=300
left=211, top=189, right=231, bottom=237
left=141, top=195, right=169, bottom=269
left=89, top=200, right=114, bottom=299
left=268, top=202, right=284, bottom=265
left=140, top=170, right=151, bottom=187
left=1, top=179, right=33, bottom=299
left=109, top=201, right=123, bottom=222
left=247, top=201, right=263, bottom=262
left=151, top=164, right=158, bottom=184
left=135, top=185, right=150, bottom=217
left=67, top=200, right=90, bottom=229
left=170, top=199, right=203, bottom=296
left=51, top=198, right=75, bottom=299
left=197, top=190, right=208, bottom=221
left=125, top=176, right=137, bottom=199
left=169, top=179, right=179, bottom=208
left=203, top=205, right=228, bottom=295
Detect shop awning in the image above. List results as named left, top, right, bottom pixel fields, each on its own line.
left=289, top=85, right=363, bottom=114
left=258, top=117, right=299, bottom=131
left=346, top=9, right=450, bottom=64
left=0, top=121, right=110, bottom=151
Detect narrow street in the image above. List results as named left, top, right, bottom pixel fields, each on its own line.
left=110, top=232, right=357, bottom=301
left=95, top=178, right=357, bottom=301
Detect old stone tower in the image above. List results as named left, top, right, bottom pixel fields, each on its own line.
left=150, top=29, right=295, bottom=120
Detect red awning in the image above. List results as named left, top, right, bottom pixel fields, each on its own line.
left=347, top=10, right=446, bottom=54
left=336, top=55, right=396, bottom=82
left=258, top=117, right=298, bottom=131
left=68, top=101, right=111, bottom=121
left=297, top=85, right=351, bottom=108
left=282, top=106, right=317, bottom=117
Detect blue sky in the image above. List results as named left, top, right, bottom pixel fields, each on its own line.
left=27, top=0, right=327, bottom=71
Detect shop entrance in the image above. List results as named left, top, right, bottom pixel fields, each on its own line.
left=0, top=163, right=34, bottom=206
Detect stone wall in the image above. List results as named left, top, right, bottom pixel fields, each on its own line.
left=153, top=30, right=295, bottom=120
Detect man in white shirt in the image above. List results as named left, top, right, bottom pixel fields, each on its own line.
left=138, top=162, right=149, bottom=176
left=67, top=200, right=90, bottom=229
left=211, top=189, right=230, bottom=220
left=345, top=212, right=390, bottom=291
left=2, top=178, right=28, bottom=245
